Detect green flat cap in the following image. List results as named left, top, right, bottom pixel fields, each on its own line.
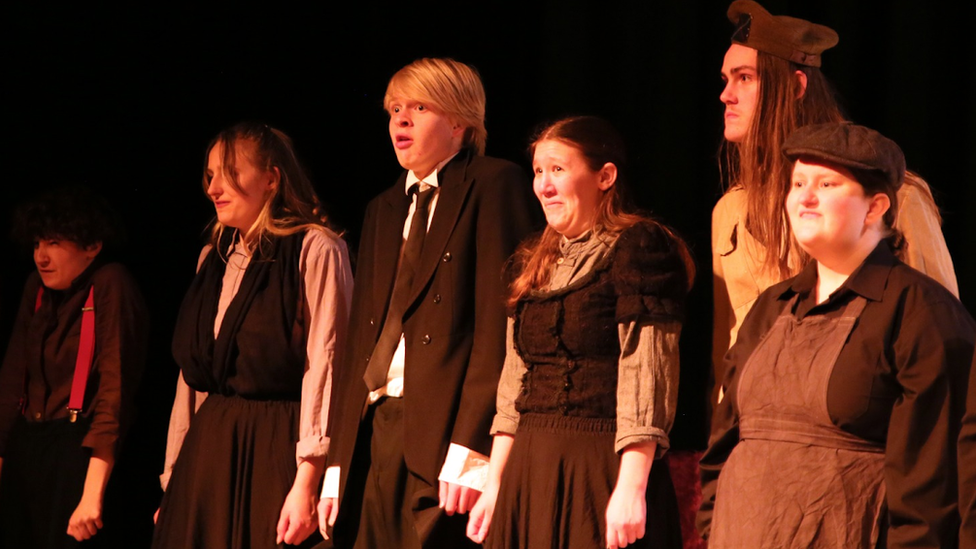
left=783, top=122, right=906, bottom=190
left=728, top=0, right=839, bottom=67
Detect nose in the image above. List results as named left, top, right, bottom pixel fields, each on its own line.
left=720, top=81, right=735, bottom=105
left=797, top=185, right=818, bottom=206
left=207, top=171, right=223, bottom=199
left=535, top=173, right=556, bottom=197
left=34, top=243, right=49, bottom=266
left=394, top=110, right=411, bottom=127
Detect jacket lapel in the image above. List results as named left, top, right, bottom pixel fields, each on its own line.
left=406, top=151, right=474, bottom=305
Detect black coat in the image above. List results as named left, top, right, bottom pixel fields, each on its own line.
left=327, top=149, right=538, bottom=528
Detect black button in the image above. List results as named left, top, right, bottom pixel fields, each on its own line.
left=442, top=252, right=452, bottom=262
left=433, top=294, right=441, bottom=303
left=365, top=355, right=371, bottom=363
left=422, top=334, right=431, bottom=344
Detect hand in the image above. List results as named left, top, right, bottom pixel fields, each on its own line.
left=67, top=493, right=104, bottom=541
left=317, top=497, right=339, bottom=540
left=466, top=481, right=499, bottom=543
left=276, top=484, right=318, bottom=546
left=605, top=483, right=646, bottom=549
left=438, top=480, right=481, bottom=516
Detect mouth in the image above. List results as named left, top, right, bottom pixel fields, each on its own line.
left=797, top=211, right=820, bottom=219
left=213, top=200, right=230, bottom=209
left=394, top=134, right=413, bottom=150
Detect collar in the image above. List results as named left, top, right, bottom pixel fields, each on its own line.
left=784, top=240, right=896, bottom=304
left=404, top=151, right=460, bottom=195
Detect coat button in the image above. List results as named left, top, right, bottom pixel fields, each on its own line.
left=365, top=354, right=371, bottom=363
left=422, top=334, right=431, bottom=345
left=369, top=317, right=375, bottom=326
left=442, top=252, right=452, bottom=262
left=34, top=412, right=42, bottom=420
left=433, top=294, right=441, bottom=304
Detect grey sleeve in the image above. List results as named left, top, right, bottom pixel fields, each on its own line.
left=615, top=319, right=681, bottom=456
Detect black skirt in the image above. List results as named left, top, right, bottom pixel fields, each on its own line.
left=152, top=394, right=321, bottom=549
left=0, top=415, right=92, bottom=549
left=486, top=414, right=682, bottom=549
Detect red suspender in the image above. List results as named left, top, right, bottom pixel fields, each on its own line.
left=32, top=286, right=96, bottom=422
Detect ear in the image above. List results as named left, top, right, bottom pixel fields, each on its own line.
left=268, top=166, right=281, bottom=191
left=597, top=162, right=618, bottom=191
left=865, top=193, right=890, bottom=227
left=85, top=241, right=103, bottom=259
left=451, top=119, right=466, bottom=141
left=794, top=69, right=808, bottom=99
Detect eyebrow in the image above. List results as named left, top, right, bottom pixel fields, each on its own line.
left=724, top=65, right=757, bottom=77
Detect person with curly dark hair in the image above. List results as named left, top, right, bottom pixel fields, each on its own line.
left=0, top=186, right=148, bottom=548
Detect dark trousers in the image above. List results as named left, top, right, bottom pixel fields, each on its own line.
left=338, top=398, right=476, bottom=549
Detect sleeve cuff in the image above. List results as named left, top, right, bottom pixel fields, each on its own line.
left=321, top=465, right=340, bottom=499
left=296, top=435, right=330, bottom=465
left=615, top=428, right=670, bottom=458
left=437, top=443, right=490, bottom=491
left=489, top=414, right=519, bottom=437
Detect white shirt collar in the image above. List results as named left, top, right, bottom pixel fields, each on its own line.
left=404, top=151, right=460, bottom=195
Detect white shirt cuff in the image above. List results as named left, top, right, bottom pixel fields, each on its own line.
left=321, top=465, right=340, bottom=499
left=437, top=443, right=490, bottom=492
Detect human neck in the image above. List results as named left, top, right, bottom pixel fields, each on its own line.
left=813, top=234, right=882, bottom=303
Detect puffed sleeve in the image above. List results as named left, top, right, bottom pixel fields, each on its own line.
left=612, top=222, right=688, bottom=324
left=296, top=228, right=354, bottom=465
left=885, top=290, right=975, bottom=548
left=83, top=264, right=149, bottom=451
left=489, top=317, right=525, bottom=436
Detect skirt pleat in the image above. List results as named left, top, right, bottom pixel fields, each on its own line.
left=152, top=394, right=320, bottom=549
left=487, top=413, right=682, bottom=549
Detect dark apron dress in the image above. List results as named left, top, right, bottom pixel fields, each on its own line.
left=711, top=295, right=886, bottom=548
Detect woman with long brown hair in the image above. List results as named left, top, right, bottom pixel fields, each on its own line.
left=467, top=116, right=693, bottom=549
left=153, top=122, right=353, bottom=548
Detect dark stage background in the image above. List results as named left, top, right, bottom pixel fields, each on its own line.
left=3, top=2, right=974, bottom=546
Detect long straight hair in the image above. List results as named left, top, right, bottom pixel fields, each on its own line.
left=204, top=122, right=334, bottom=258
left=721, top=52, right=845, bottom=278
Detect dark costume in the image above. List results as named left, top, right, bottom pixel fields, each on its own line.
left=327, top=150, right=537, bottom=548
left=0, top=262, right=148, bottom=548
left=699, top=242, right=975, bottom=548
left=153, top=230, right=352, bottom=549
left=487, top=222, right=687, bottom=549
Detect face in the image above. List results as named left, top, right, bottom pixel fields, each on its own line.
left=720, top=44, right=759, bottom=143
left=388, top=96, right=464, bottom=178
left=34, top=239, right=101, bottom=290
left=206, top=140, right=277, bottom=232
left=532, top=139, right=615, bottom=239
left=787, top=159, right=886, bottom=261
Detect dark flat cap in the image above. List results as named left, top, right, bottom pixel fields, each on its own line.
left=783, top=122, right=906, bottom=190
left=728, top=0, right=839, bottom=67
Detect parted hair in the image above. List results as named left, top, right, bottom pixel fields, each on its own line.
left=384, top=58, right=488, bottom=155
left=203, top=122, right=334, bottom=258
left=509, top=116, right=694, bottom=309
